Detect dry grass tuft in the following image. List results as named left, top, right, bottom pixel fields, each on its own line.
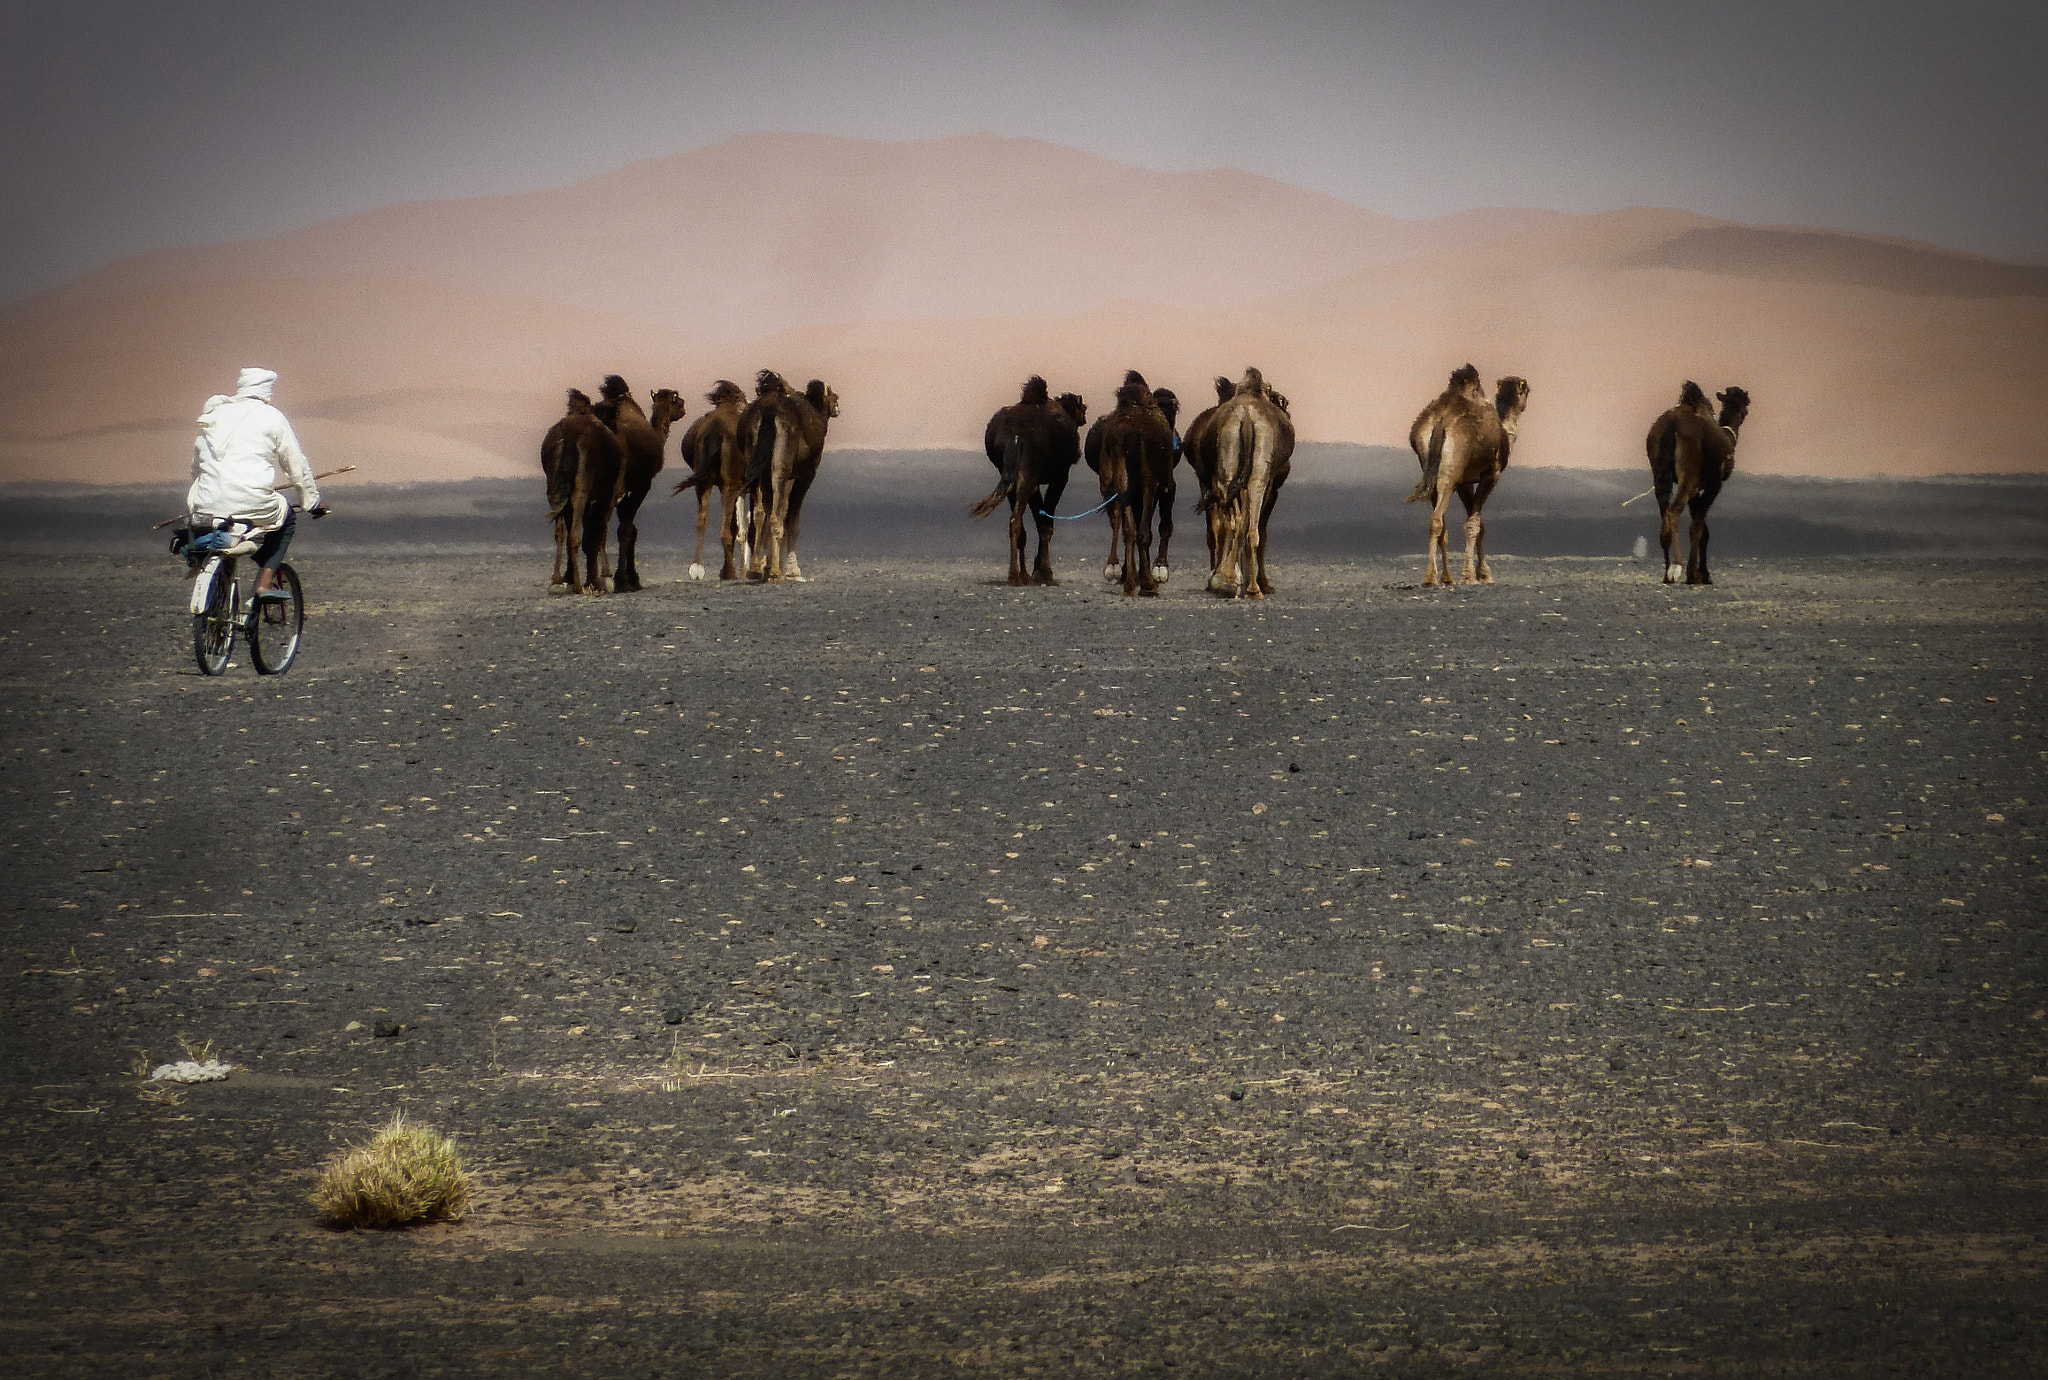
left=312, top=1112, right=473, bottom=1229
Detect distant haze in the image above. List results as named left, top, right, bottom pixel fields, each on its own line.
left=4, top=1, right=2044, bottom=304
left=1, top=133, right=2042, bottom=484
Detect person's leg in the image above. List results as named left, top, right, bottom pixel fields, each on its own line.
left=254, top=506, right=297, bottom=594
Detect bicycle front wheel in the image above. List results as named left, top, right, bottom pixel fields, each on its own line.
left=249, top=562, right=304, bottom=675
left=193, top=559, right=239, bottom=676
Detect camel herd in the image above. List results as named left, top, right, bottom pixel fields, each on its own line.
left=539, top=364, right=1749, bottom=597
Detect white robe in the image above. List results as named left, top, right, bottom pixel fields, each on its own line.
left=187, top=394, right=320, bottom=529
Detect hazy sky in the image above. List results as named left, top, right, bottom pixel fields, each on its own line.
left=5, top=0, right=2044, bottom=302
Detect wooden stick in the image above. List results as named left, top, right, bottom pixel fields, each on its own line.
left=153, top=466, right=358, bottom=528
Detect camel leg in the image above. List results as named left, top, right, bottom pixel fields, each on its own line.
left=764, top=476, right=791, bottom=582
left=1154, top=470, right=1174, bottom=585
left=1006, top=488, right=1029, bottom=586
left=615, top=491, right=646, bottom=593
left=726, top=493, right=748, bottom=580
left=1103, top=512, right=1122, bottom=583
left=690, top=488, right=711, bottom=581
left=552, top=512, right=568, bottom=586
left=1688, top=495, right=1713, bottom=585
left=1254, top=479, right=1282, bottom=597
left=1133, top=481, right=1159, bottom=597
left=1424, top=489, right=1453, bottom=587
left=1659, top=485, right=1691, bottom=584
left=1032, top=471, right=1064, bottom=585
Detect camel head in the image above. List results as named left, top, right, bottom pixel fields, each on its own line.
left=1264, top=385, right=1291, bottom=414
left=1055, top=392, right=1088, bottom=427
left=1677, top=380, right=1711, bottom=414
left=1019, top=375, right=1051, bottom=407
left=806, top=380, right=840, bottom=419
left=1153, top=388, right=1180, bottom=429
left=1115, top=370, right=1153, bottom=410
left=649, top=388, right=687, bottom=428
left=564, top=387, right=594, bottom=414
left=707, top=379, right=746, bottom=409
left=1212, top=376, right=1234, bottom=404
left=600, top=374, right=632, bottom=402
left=1715, top=386, right=1751, bottom=431
left=754, top=369, right=789, bottom=398
left=1495, top=376, right=1530, bottom=442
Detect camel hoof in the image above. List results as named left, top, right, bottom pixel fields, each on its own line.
left=1104, top=562, right=1120, bottom=583
left=1152, top=563, right=1170, bottom=584
left=1667, top=564, right=1685, bottom=583
left=688, top=563, right=705, bottom=581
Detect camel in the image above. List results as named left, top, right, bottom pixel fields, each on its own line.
left=542, top=388, right=595, bottom=586
left=1200, top=367, right=1296, bottom=599
left=593, top=376, right=685, bottom=593
left=970, top=376, right=1088, bottom=585
left=1647, top=382, right=1751, bottom=584
left=1405, top=364, right=1488, bottom=503
left=673, top=380, right=749, bottom=580
left=548, top=388, right=625, bottom=595
left=1085, top=371, right=1175, bottom=597
left=738, top=370, right=839, bottom=582
left=1178, top=376, right=1235, bottom=570
left=1407, top=369, right=1530, bottom=587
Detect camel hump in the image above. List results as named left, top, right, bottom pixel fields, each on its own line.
left=755, top=369, right=788, bottom=398
left=1213, top=376, right=1234, bottom=403
left=1678, top=380, right=1709, bottom=411
left=707, top=379, right=745, bottom=406
left=1019, top=375, right=1050, bottom=407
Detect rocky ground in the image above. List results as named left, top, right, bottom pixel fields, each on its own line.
left=2, top=549, right=2042, bottom=1376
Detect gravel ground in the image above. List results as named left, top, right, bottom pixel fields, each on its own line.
left=2, top=550, right=2043, bottom=1376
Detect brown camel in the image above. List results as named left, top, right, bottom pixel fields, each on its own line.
left=738, top=371, right=839, bottom=582
left=542, top=387, right=594, bottom=586
left=1178, top=376, right=1235, bottom=570
left=549, top=388, right=625, bottom=595
left=971, top=376, right=1088, bottom=585
left=1200, top=367, right=1296, bottom=599
left=673, top=380, right=749, bottom=580
left=1085, top=371, right=1175, bottom=597
left=1647, top=382, right=1751, bottom=584
left=594, top=375, right=685, bottom=593
left=1408, top=370, right=1530, bottom=587
left=1405, top=364, right=1488, bottom=503
left=1084, top=382, right=1182, bottom=584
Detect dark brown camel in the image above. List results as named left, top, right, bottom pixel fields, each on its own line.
left=1084, top=383, right=1181, bottom=585
left=549, top=388, right=625, bottom=595
left=1407, top=370, right=1530, bottom=587
left=970, top=376, right=1088, bottom=585
left=594, top=375, right=685, bottom=593
left=1200, top=367, right=1296, bottom=599
left=1647, top=382, right=1751, bottom=584
left=1086, top=371, right=1175, bottom=597
left=738, top=371, right=839, bottom=582
left=673, top=380, right=749, bottom=580
left=542, top=388, right=594, bottom=586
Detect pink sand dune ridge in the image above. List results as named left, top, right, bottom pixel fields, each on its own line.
left=1, top=132, right=2040, bottom=486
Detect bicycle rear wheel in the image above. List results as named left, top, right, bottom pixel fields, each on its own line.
left=249, top=562, right=303, bottom=675
left=193, top=558, right=239, bottom=676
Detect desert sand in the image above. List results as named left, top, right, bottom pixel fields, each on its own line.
left=2, top=547, right=2042, bottom=1375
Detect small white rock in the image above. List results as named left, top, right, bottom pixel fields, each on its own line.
left=150, top=1059, right=232, bottom=1083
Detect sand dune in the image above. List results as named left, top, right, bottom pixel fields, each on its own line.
left=1, top=133, right=2041, bottom=484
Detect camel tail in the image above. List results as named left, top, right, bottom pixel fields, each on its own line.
left=691, top=434, right=722, bottom=496
left=1406, top=423, right=1445, bottom=503
left=1225, top=417, right=1257, bottom=501
left=549, top=434, right=580, bottom=524
left=1651, top=419, right=1679, bottom=510
left=969, top=435, right=1023, bottom=520
left=745, top=413, right=780, bottom=494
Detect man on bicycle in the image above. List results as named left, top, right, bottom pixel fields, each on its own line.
left=188, top=367, right=326, bottom=597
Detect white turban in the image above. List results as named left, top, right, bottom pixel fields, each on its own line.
left=235, top=368, right=278, bottom=401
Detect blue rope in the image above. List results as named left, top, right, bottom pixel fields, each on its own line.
left=1036, top=494, right=1116, bottom=522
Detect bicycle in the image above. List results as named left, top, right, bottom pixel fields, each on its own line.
left=172, top=507, right=330, bottom=676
